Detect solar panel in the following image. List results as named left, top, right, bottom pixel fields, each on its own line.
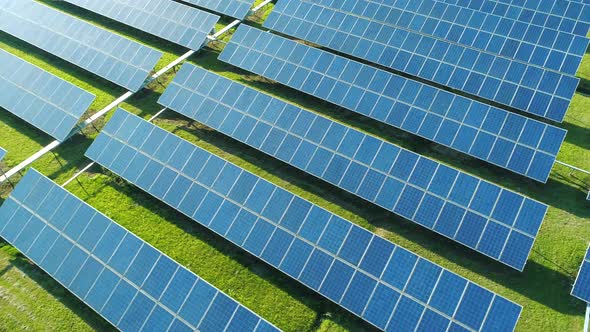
left=62, top=0, right=220, bottom=50
left=160, top=64, right=549, bottom=271
left=0, top=0, right=163, bottom=92
left=572, top=245, right=590, bottom=303
left=0, top=148, right=5, bottom=161
left=0, top=49, right=96, bottom=141
left=0, top=168, right=279, bottom=332
left=85, top=108, right=523, bottom=331
left=441, top=0, right=590, bottom=36
left=218, top=25, right=567, bottom=182
left=296, top=0, right=590, bottom=76
left=262, top=1, right=579, bottom=122
left=181, top=0, right=252, bottom=19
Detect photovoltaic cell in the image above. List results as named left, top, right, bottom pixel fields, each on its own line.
left=219, top=25, right=567, bottom=182
left=572, top=245, right=590, bottom=303
left=0, top=168, right=279, bottom=332
left=263, top=1, right=579, bottom=121
left=85, top=108, right=523, bottom=331
left=181, top=0, right=252, bottom=19
left=0, top=0, right=163, bottom=92
left=0, top=50, right=95, bottom=141
left=298, top=0, right=590, bottom=75
left=159, top=64, right=548, bottom=271
left=63, top=0, right=220, bottom=50
left=440, top=0, right=590, bottom=36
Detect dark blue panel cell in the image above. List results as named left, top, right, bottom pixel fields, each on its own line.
left=359, top=237, right=395, bottom=278
left=455, top=284, right=494, bottom=330
left=382, top=248, right=418, bottom=290
left=298, top=206, right=331, bottom=244
left=261, top=229, right=294, bottom=267
left=280, top=238, right=313, bottom=279
left=429, top=270, right=467, bottom=317
left=319, top=260, right=355, bottom=302
left=179, top=280, right=218, bottom=326
left=363, top=284, right=400, bottom=329
left=417, top=309, right=450, bottom=332
left=340, top=272, right=377, bottom=314
left=102, top=280, right=136, bottom=323
left=143, top=255, right=178, bottom=299
left=338, top=227, right=373, bottom=265
left=318, top=216, right=351, bottom=254
left=481, top=297, right=521, bottom=332
left=298, top=239, right=336, bottom=288
left=199, top=293, right=238, bottom=332
left=161, top=268, right=197, bottom=312
left=405, top=260, right=442, bottom=302
left=387, top=296, right=425, bottom=332
left=119, top=292, right=155, bottom=331
left=85, top=268, right=119, bottom=312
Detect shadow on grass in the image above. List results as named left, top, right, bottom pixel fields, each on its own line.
left=0, top=242, right=114, bottom=331
left=563, top=119, right=590, bottom=152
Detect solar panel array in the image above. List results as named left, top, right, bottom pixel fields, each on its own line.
left=0, top=49, right=96, bottom=141
left=300, top=0, right=589, bottom=75
left=0, top=168, right=279, bottom=332
left=0, top=0, right=163, bottom=92
left=85, top=108, right=523, bottom=331
left=182, top=0, right=252, bottom=19
left=219, top=25, right=567, bottom=182
left=0, top=148, right=5, bottom=162
left=160, top=64, right=549, bottom=271
left=440, top=0, right=590, bottom=36
left=63, top=0, right=220, bottom=50
left=263, top=1, right=579, bottom=122
left=572, top=245, right=590, bottom=303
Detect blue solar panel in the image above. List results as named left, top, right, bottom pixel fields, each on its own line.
left=263, top=2, right=579, bottom=123
left=159, top=64, right=549, bottom=271
left=0, top=168, right=279, bottom=332
left=0, top=50, right=96, bottom=141
left=63, top=0, right=220, bottom=50
left=0, top=0, right=163, bottom=92
left=441, top=0, right=590, bottom=36
left=0, top=148, right=5, bottom=161
left=182, top=0, right=252, bottom=19
left=85, top=108, right=523, bottom=331
left=297, top=0, right=590, bottom=76
left=572, top=245, right=590, bottom=303
left=218, top=25, right=567, bottom=182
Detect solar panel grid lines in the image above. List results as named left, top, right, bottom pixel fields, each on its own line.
left=0, top=49, right=96, bottom=141
left=298, top=0, right=590, bottom=75
left=0, top=0, right=163, bottom=92
left=0, top=168, right=280, bottom=332
left=262, top=2, right=579, bottom=122
left=218, top=25, right=567, bottom=183
left=439, top=0, right=590, bottom=36
left=159, top=64, right=548, bottom=271
left=62, top=0, right=220, bottom=50
left=572, top=245, right=590, bottom=303
left=181, top=0, right=253, bottom=19
left=85, top=108, right=523, bottom=331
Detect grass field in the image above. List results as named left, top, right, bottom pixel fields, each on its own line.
left=1, top=1, right=590, bottom=331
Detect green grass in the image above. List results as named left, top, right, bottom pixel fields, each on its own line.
left=1, top=1, right=590, bottom=331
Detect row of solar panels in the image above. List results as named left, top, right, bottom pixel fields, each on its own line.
left=0, top=0, right=262, bottom=142
left=0, top=0, right=575, bottom=178
left=0, top=108, right=524, bottom=332
left=264, top=0, right=584, bottom=124
left=0, top=0, right=587, bottom=330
